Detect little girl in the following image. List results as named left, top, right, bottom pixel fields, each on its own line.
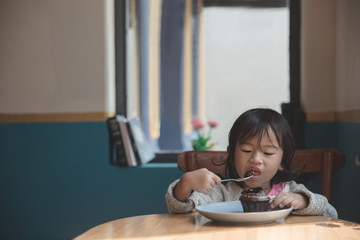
left=165, top=108, right=337, bottom=218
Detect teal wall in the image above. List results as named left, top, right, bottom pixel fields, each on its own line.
left=305, top=122, right=360, bottom=223
left=1, top=121, right=359, bottom=239
left=0, top=122, right=183, bottom=239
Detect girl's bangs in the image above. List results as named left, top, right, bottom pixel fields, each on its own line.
left=238, top=122, right=279, bottom=146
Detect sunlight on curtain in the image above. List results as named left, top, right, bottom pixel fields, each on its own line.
left=148, top=0, right=161, bottom=139
left=126, top=0, right=203, bottom=150
left=126, top=0, right=140, bottom=118
left=197, top=0, right=206, bottom=121
left=182, top=0, right=194, bottom=135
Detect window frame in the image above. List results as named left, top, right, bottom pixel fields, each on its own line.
left=114, top=0, right=302, bottom=163
left=115, top=0, right=127, bottom=116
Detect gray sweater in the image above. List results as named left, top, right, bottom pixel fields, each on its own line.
left=165, top=180, right=337, bottom=218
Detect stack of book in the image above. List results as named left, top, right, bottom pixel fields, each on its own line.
left=107, top=115, right=155, bottom=167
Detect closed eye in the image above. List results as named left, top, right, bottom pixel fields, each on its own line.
left=264, top=152, right=275, bottom=156
left=241, top=150, right=251, bottom=153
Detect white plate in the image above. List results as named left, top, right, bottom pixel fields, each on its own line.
left=196, top=201, right=292, bottom=224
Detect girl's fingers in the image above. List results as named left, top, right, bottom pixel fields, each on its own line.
left=269, top=195, right=281, bottom=208
left=200, top=182, right=216, bottom=194
left=210, top=179, right=220, bottom=189
left=270, top=193, right=292, bottom=209
left=193, top=170, right=222, bottom=194
left=278, top=197, right=293, bottom=208
left=208, top=178, right=222, bottom=192
left=213, top=175, right=222, bottom=184
left=270, top=192, right=305, bottom=209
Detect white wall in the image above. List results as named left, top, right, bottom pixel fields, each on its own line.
left=0, top=0, right=115, bottom=114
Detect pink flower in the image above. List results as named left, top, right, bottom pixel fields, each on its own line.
left=208, top=120, right=219, bottom=128
left=191, top=118, right=219, bottom=150
left=191, top=119, right=205, bottom=130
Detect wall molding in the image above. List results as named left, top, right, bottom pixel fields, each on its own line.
left=0, top=112, right=115, bottom=123
left=306, top=110, right=360, bottom=123
left=2, top=110, right=359, bottom=123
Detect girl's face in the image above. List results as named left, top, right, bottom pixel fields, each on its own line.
left=234, top=128, right=283, bottom=192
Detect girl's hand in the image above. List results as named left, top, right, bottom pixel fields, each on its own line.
left=269, top=192, right=309, bottom=210
left=174, top=168, right=221, bottom=202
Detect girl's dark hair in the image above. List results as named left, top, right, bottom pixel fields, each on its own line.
left=225, top=108, right=296, bottom=185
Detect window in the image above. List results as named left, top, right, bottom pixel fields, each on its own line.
left=115, top=0, right=302, bottom=159
left=203, top=2, right=290, bottom=150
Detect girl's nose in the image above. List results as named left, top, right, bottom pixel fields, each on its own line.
left=250, top=151, right=263, bottom=164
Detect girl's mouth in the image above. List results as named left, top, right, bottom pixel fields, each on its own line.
left=245, top=168, right=261, bottom=178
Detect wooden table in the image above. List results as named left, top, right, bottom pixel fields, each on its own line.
left=75, top=213, right=360, bottom=240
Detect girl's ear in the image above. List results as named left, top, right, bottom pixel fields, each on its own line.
left=278, top=165, right=284, bottom=171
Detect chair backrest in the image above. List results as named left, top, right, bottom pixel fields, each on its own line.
left=177, top=148, right=345, bottom=203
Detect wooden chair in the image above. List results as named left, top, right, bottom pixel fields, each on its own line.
left=177, top=149, right=345, bottom=203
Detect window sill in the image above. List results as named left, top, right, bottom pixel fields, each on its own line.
left=139, top=162, right=178, bottom=168
left=150, top=151, right=181, bottom=163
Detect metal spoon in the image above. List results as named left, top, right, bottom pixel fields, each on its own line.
left=221, top=174, right=253, bottom=183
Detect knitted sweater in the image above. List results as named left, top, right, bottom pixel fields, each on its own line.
left=165, top=180, right=337, bottom=218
